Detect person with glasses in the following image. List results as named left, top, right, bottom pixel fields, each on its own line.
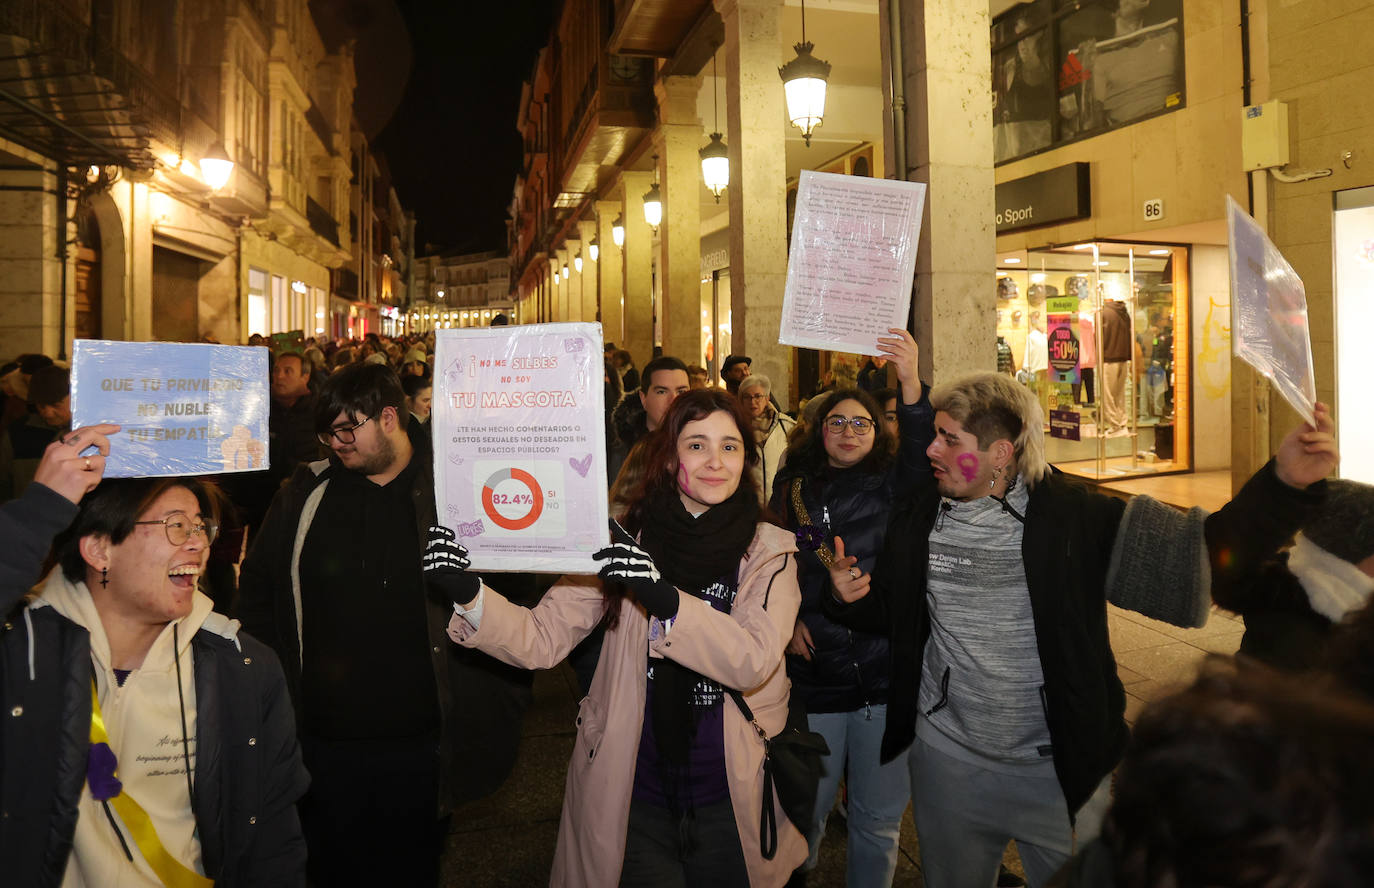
left=236, top=361, right=533, bottom=887
left=767, top=327, right=932, bottom=887
left=0, top=425, right=309, bottom=887
left=824, top=376, right=1337, bottom=888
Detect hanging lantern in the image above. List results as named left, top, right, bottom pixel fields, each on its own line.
left=611, top=215, right=625, bottom=247
left=700, top=133, right=729, bottom=203
left=574, top=253, right=583, bottom=273
left=642, top=155, right=663, bottom=230
left=778, top=0, right=830, bottom=147
left=561, top=264, right=569, bottom=279
left=589, top=235, right=599, bottom=262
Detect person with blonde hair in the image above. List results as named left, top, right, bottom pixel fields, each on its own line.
left=825, top=371, right=1339, bottom=888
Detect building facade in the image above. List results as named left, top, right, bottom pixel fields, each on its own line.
left=0, top=0, right=412, bottom=357
left=411, top=250, right=513, bottom=333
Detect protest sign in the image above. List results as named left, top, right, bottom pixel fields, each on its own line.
left=1227, top=195, right=1316, bottom=425
left=71, top=340, right=269, bottom=477
left=779, top=171, right=927, bottom=355
left=433, top=323, right=609, bottom=573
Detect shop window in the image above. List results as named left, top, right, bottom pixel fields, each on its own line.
left=992, top=0, right=1185, bottom=164
left=248, top=267, right=268, bottom=338
left=997, top=241, right=1191, bottom=479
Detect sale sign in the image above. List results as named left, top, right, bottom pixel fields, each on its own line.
left=1046, top=294, right=1081, bottom=385
left=432, top=323, right=609, bottom=573
left=70, top=340, right=269, bottom=477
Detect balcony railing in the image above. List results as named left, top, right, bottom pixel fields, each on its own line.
left=306, top=196, right=340, bottom=247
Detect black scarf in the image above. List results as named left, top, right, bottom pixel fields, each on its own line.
left=636, top=483, right=759, bottom=768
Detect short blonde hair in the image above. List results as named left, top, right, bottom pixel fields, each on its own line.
left=931, top=372, right=1048, bottom=488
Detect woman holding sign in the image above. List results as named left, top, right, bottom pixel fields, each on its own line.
left=768, top=327, right=932, bottom=887
left=433, top=389, right=805, bottom=887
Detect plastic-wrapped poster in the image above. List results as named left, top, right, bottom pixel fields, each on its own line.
left=1226, top=195, right=1316, bottom=426
left=779, top=171, right=927, bottom=355
left=70, top=340, right=269, bottom=477
left=432, top=323, right=609, bottom=573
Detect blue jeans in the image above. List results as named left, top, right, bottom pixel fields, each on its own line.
left=907, top=729, right=1112, bottom=888
left=803, top=704, right=911, bottom=887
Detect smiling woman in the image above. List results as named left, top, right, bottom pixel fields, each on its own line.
left=437, top=389, right=809, bottom=886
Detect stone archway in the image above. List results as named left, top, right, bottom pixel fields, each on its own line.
left=79, top=187, right=126, bottom=340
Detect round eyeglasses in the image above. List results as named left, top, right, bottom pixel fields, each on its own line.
left=824, top=415, right=875, bottom=436
left=317, top=415, right=373, bottom=446
left=134, top=511, right=218, bottom=546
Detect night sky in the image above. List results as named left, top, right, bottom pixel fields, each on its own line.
left=368, top=1, right=556, bottom=255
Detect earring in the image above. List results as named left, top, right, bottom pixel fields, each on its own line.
left=100, top=567, right=108, bottom=588
left=989, top=464, right=1003, bottom=490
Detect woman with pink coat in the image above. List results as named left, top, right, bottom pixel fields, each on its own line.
left=427, top=389, right=806, bottom=887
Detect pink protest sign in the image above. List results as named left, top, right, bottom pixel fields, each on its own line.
left=433, top=323, right=609, bottom=573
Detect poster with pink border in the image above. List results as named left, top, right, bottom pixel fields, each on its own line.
left=433, top=323, right=609, bottom=573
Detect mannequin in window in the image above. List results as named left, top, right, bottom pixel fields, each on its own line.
left=1099, top=299, right=1132, bottom=434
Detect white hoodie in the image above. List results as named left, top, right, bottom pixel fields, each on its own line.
left=32, top=569, right=212, bottom=888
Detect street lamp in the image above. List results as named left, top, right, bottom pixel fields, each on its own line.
left=574, top=253, right=583, bottom=273
left=562, top=264, right=569, bottom=279
left=642, top=154, right=662, bottom=230
left=778, top=0, right=831, bottom=147
left=701, top=53, right=729, bottom=202
left=611, top=215, right=625, bottom=247
left=200, top=141, right=235, bottom=190
left=589, top=236, right=599, bottom=262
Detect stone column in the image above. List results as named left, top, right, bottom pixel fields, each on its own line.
left=596, top=199, right=625, bottom=347
left=716, top=0, right=791, bottom=402
left=882, top=0, right=996, bottom=383
left=621, top=171, right=655, bottom=369
left=555, top=247, right=572, bottom=321
left=656, top=75, right=704, bottom=365
left=565, top=238, right=584, bottom=321
left=549, top=257, right=562, bottom=323
left=577, top=220, right=599, bottom=322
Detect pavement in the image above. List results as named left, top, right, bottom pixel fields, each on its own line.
left=440, top=604, right=1244, bottom=886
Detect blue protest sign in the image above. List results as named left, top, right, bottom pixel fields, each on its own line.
left=71, top=340, right=269, bottom=477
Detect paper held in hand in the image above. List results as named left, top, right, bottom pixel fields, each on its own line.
left=778, top=171, right=927, bottom=356
left=1226, top=195, right=1317, bottom=426
left=70, top=340, right=269, bottom=478
left=432, top=323, right=610, bottom=574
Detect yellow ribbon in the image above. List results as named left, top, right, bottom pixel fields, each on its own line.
left=90, top=678, right=214, bottom=888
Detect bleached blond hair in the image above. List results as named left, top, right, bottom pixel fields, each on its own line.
left=930, top=372, right=1048, bottom=489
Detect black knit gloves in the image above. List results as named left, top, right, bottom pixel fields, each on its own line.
left=423, top=525, right=481, bottom=607
left=594, top=522, right=680, bottom=621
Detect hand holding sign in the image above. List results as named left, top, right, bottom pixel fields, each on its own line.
left=34, top=423, right=121, bottom=504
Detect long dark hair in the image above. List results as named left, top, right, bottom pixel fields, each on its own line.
left=620, top=388, right=761, bottom=534
left=777, top=387, right=897, bottom=485
left=602, top=390, right=762, bottom=629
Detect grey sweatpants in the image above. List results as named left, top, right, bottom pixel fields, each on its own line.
left=907, top=731, right=1112, bottom=888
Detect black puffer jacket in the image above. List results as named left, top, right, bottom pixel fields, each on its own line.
left=607, top=392, right=649, bottom=487
left=770, top=388, right=933, bottom=714
left=0, top=483, right=309, bottom=887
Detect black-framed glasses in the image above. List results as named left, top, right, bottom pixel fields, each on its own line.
left=824, top=415, right=875, bottom=436
left=134, top=511, right=218, bottom=546
left=317, top=415, right=373, bottom=446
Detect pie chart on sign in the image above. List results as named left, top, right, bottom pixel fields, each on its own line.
left=481, top=467, right=545, bottom=530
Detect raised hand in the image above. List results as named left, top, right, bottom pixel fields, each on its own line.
left=827, top=536, right=871, bottom=603
left=423, top=525, right=481, bottom=606
left=593, top=520, right=680, bottom=620
left=1275, top=402, right=1338, bottom=489
left=33, top=423, right=121, bottom=504
left=875, top=327, right=922, bottom=404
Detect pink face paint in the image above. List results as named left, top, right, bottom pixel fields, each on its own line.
left=676, top=463, right=693, bottom=498
left=956, top=453, right=980, bottom=482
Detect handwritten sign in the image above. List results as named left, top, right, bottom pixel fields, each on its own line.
left=779, top=171, right=927, bottom=355
left=1226, top=195, right=1316, bottom=425
left=433, top=323, right=609, bottom=573
left=70, top=340, right=269, bottom=477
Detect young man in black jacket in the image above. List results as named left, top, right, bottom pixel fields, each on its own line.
left=235, top=362, right=533, bottom=887
left=0, top=425, right=308, bottom=887
left=825, top=373, right=1337, bottom=887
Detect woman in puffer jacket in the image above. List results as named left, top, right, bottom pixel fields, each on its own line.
left=767, top=328, right=932, bottom=887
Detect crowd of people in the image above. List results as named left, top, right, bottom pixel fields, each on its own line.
left=1, top=326, right=1372, bottom=888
